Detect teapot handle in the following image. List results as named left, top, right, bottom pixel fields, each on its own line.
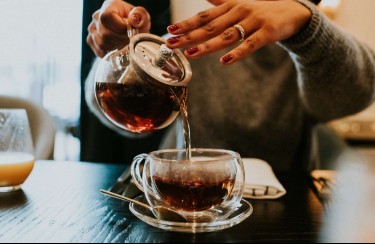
left=123, top=18, right=138, bottom=39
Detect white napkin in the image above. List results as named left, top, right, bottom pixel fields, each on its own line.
left=242, top=158, right=287, bottom=199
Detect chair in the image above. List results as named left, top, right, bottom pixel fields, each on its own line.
left=0, top=95, right=56, bottom=160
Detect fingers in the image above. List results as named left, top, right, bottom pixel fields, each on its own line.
left=87, top=35, right=105, bottom=58
left=165, top=0, right=312, bottom=65
left=167, top=7, right=259, bottom=60
left=167, top=3, right=230, bottom=37
left=86, top=0, right=152, bottom=58
left=100, top=5, right=150, bottom=34
left=175, top=23, right=269, bottom=65
left=220, top=29, right=269, bottom=65
left=87, top=11, right=106, bottom=58
left=166, top=11, right=243, bottom=52
left=87, top=23, right=108, bottom=58
left=87, top=10, right=127, bottom=58
left=181, top=25, right=245, bottom=58
left=128, top=7, right=151, bottom=33
left=207, top=0, right=228, bottom=6
left=99, top=1, right=134, bottom=35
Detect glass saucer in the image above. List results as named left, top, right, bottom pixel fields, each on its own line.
left=129, top=195, right=253, bottom=233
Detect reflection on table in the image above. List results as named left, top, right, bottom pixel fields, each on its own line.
left=321, top=148, right=375, bottom=242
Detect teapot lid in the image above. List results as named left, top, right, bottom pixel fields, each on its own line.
left=128, top=33, right=192, bottom=87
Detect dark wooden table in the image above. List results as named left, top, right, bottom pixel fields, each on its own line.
left=0, top=160, right=323, bottom=243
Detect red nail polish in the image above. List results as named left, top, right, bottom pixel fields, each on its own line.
left=167, top=36, right=179, bottom=44
left=168, top=24, right=179, bottom=32
left=222, top=54, right=234, bottom=63
left=131, top=13, right=141, bottom=25
left=186, top=47, right=199, bottom=55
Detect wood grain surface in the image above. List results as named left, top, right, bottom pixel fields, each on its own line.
left=0, top=161, right=323, bottom=243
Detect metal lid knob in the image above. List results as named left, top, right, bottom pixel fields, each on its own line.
left=128, top=33, right=192, bottom=87
left=153, top=44, right=174, bottom=68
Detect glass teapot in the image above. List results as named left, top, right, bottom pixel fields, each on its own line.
left=95, top=28, right=192, bottom=133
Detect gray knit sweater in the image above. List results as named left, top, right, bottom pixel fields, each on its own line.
left=86, top=0, right=375, bottom=170
left=159, top=0, right=375, bottom=170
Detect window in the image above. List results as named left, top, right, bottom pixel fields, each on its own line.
left=0, top=0, right=83, bottom=160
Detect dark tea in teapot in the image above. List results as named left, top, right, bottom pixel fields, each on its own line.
left=95, top=82, right=187, bottom=133
left=95, top=33, right=191, bottom=134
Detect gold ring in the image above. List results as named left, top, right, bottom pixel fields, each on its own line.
left=233, top=24, right=245, bottom=42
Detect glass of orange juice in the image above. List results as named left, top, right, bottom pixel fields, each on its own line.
left=0, top=109, right=35, bottom=192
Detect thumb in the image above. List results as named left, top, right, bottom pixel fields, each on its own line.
left=128, top=7, right=151, bottom=33
left=100, top=1, right=134, bottom=34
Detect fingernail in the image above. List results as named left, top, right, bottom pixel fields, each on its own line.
left=131, top=13, right=141, bottom=25
left=167, top=24, right=179, bottom=32
left=222, top=54, right=234, bottom=63
left=186, top=46, right=199, bottom=55
left=167, top=36, right=179, bottom=44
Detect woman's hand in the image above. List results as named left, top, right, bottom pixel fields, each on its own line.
left=166, top=0, right=311, bottom=64
left=87, top=0, right=151, bottom=58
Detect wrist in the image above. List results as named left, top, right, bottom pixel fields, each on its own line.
left=279, top=0, right=323, bottom=50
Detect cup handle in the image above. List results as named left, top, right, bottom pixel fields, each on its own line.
left=130, top=153, right=148, bottom=192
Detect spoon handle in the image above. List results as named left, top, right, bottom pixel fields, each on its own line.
left=107, top=168, right=131, bottom=194
left=100, top=189, right=151, bottom=210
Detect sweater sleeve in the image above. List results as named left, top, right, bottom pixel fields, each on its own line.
left=279, top=0, right=375, bottom=122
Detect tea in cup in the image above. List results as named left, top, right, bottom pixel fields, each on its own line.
left=131, top=148, right=245, bottom=222
left=0, top=109, right=35, bottom=192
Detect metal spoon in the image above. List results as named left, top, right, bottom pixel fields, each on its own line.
left=100, top=189, right=186, bottom=222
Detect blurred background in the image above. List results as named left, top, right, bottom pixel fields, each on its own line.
left=0, top=0, right=82, bottom=160
left=0, top=0, right=374, bottom=161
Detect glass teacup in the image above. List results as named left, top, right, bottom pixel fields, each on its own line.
left=0, top=109, right=35, bottom=192
left=131, top=148, right=245, bottom=222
